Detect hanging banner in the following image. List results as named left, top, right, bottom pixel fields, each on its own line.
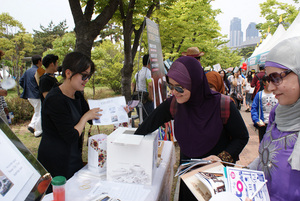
left=146, top=17, right=167, bottom=108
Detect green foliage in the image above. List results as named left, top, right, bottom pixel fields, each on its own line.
left=6, top=97, right=34, bottom=123
left=156, top=0, right=231, bottom=67
left=32, top=21, right=69, bottom=56
left=43, top=32, right=76, bottom=65
left=238, top=46, right=255, bottom=59
left=91, top=40, right=124, bottom=94
left=257, top=0, right=299, bottom=35
left=0, top=12, right=25, bottom=36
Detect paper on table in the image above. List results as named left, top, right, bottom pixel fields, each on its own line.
left=87, top=181, right=150, bottom=201
left=88, top=96, right=129, bottom=126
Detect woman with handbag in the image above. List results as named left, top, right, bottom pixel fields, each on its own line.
left=229, top=68, right=244, bottom=110
left=135, top=56, right=249, bottom=201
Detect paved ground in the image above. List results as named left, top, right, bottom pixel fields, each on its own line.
left=237, top=104, right=260, bottom=166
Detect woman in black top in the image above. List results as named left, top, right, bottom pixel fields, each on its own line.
left=38, top=52, right=101, bottom=191
left=135, top=57, right=248, bottom=201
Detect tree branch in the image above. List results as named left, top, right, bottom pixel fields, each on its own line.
left=83, top=0, right=95, bottom=22
left=68, top=0, right=84, bottom=25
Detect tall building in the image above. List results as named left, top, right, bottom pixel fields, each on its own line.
left=246, top=22, right=259, bottom=41
left=229, top=17, right=243, bottom=47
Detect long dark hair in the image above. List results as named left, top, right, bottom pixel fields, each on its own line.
left=219, top=69, right=230, bottom=87
left=247, top=71, right=253, bottom=83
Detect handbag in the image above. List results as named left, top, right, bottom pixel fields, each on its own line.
left=132, top=91, right=149, bottom=104
left=237, top=93, right=243, bottom=101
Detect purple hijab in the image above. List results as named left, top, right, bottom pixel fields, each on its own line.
left=167, top=57, right=223, bottom=157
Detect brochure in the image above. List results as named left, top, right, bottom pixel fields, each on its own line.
left=180, top=162, right=225, bottom=201
left=88, top=96, right=129, bottom=126
left=224, top=166, right=270, bottom=201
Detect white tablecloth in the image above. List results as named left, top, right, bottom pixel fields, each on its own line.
left=42, top=141, right=175, bottom=201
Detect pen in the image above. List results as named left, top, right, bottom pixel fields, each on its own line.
left=249, top=180, right=268, bottom=200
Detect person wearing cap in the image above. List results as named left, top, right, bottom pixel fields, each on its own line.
left=182, top=47, right=204, bottom=62
left=39, top=54, right=60, bottom=103
left=19, top=55, right=43, bottom=137
left=248, top=37, right=300, bottom=201
left=135, top=56, right=248, bottom=201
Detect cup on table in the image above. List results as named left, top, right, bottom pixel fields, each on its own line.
left=51, top=176, right=66, bottom=201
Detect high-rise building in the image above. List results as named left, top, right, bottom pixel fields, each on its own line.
left=229, top=17, right=243, bottom=47
left=246, top=22, right=259, bottom=41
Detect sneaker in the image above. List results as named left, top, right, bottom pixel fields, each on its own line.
left=28, top=127, right=35, bottom=134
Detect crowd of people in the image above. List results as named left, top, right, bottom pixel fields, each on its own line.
left=1, top=37, right=300, bottom=200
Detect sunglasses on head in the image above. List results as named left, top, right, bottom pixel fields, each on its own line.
left=80, top=73, right=92, bottom=81
left=266, top=69, right=292, bottom=86
left=168, top=84, right=184, bottom=93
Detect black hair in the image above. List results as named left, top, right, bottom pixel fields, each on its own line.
left=32, top=55, right=42, bottom=65
left=42, top=54, right=59, bottom=68
left=61, top=52, right=95, bottom=79
left=219, top=69, right=230, bottom=88
left=247, top=71, right=253, bottom=83
left=143, top=54, right=149, bottom=66
left=262, top=74, right=267, bottom=83
left=259, top=64, right=265, bottom=70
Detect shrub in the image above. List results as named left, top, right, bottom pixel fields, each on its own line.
left=6, top=97, right=33, bottom=124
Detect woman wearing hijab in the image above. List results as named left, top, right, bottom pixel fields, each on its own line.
left=206, top=71, right=225, bottom=94
left=135, top=56, right=249, bottom=201
left=249, top=37, right=300, bottom=201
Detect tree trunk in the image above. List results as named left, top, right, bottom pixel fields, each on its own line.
left=69, top=0, right=119, bottom=57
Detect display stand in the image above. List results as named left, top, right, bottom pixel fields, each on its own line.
left=0, top=117, right=51, bottom=201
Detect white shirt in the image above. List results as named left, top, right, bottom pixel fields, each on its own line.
left=261, top=91, right=278, bottom=124
left=134, top=66, right=151, bottom=92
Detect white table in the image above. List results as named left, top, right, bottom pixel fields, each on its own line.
left=42, top=141, right=175, bottom=201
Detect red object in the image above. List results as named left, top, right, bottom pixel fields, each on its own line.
left=53, top=187, right=65, bottom=201
left=241, top=62, right=247, bottom=70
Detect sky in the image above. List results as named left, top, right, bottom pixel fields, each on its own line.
left=1, top=0, right=298, bottom=39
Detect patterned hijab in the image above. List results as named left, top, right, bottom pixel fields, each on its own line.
left=167, top=57, right=223, bottom=157
left=206, top=71, right=225, bottom=94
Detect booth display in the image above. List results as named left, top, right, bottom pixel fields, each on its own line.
left=42, top=138, right=175, bottom=201
left=107, top=128, right=158, bottom=185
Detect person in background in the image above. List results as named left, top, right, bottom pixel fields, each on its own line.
left=219, top=69, right=230, bottom=95
left=228, top=68, right=244, bottom=110
left=38, top=52, right=101, bottom=192
left=181, top=46, right=204, bottom=62
left=249, top=37, right=300, bottom=201
left=19, top=55, right=43, bottom=137
left=251, top=63, right=265, bottom=100
left=0, top=50, right=9, bottom=125
left=131, top=54, right=154, bottom=121
left=245, top=71, right=255, bottom=112
left=206, top=71, right=225, bottom=94
left=39, top=54, right=59, bottom=102
left=251, top=75, right=277, bottom=142
left=135, top=56, right=249, bottom=201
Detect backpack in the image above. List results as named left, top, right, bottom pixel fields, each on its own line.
left=170, top=94, right=230, bottom=124
left=251, top=74, right=264, bottom=100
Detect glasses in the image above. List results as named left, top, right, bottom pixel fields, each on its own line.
left=266, top=69, right=292, bottom=86
left=80, top=73, right=92, bottom=81
left=168, top=84, right=184, bottom=93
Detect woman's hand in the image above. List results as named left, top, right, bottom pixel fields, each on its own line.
left=83, top=108, right=102, bottom=121
left=202, top=155, right=221, bottom=162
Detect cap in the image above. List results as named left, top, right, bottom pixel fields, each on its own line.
left=51, top=176, right=66, bottom=186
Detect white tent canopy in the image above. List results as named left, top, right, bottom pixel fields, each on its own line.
left=248, top=12, right=300, bottom=66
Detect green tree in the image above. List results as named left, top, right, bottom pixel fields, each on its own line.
left=91, top=40, right=124, bottom=94
left=68, top=0, right=120, bottom=56
left=238, top=46, right=255, bottom=60
left=32, top=21, right=68, bottom=56
left=43, top=32, right=76, bottom=64
left=0, top=13, right=34, bottom=95
left=257, top=0, right=299, bottom=35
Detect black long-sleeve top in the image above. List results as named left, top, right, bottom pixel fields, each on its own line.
left=135, top=99, right=249, bottom=162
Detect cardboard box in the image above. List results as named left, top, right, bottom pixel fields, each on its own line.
left=107, top=127, right=158, bottom=185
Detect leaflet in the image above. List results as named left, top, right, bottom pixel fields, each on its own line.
left=88, top=96, right=129, bottom=126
